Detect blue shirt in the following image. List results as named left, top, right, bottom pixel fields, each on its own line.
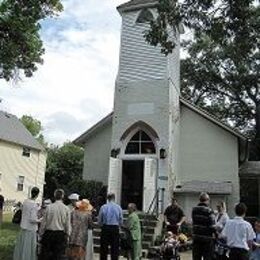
left=98, top=201, right=123, bottom=226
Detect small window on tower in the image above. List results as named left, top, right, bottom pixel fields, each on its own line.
left=136, top=9, right=154, bottom=24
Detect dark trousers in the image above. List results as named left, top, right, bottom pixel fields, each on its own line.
left=100, top=225, right=120, bottom=260
left=229, top=248, right=249, bottom=260
left=192, top=240, right=214, bottom=260
left=40, top=230, right=67, bottom=260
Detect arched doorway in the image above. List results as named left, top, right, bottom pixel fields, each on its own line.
left=121, top=129, right=157, bottom=210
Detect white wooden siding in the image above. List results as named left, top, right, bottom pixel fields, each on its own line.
left=118, top=11, right=168, bottom=82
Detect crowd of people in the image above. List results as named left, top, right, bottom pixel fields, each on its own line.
left=163, top=193, right=260, bottom=260
left=3, top=187, right=260, bottom=260
left=11, top=188, right=141, bottom=260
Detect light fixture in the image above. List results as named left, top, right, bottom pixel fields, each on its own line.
left=111, top=148, right=120, bottom=158
left=160, top=148, right=167, bottom=159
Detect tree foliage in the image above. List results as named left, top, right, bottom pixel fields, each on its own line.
left=0, top=0, right=63, bottom=81
left=20, top=115, right=45, bottom=145
left=145, top=0, right=260, bottom=159
left=44, top=142, right=105, bottom=201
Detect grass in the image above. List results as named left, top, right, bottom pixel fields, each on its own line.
left=0, top=213, right=20, bottom=260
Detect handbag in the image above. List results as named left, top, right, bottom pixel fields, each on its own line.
left=12, top=209, right=22, bottom=224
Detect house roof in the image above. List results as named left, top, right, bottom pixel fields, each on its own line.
left=117, top=0, right=158, bottom=13
left=174, top=180, right=233, bottom=195
left=74, top=98, right=247, bottom=146
left=239, top=161, right=260, bottom=176
left=73, top=112, right=113, bottom=146
left=0, top=111, right=44, bottom=151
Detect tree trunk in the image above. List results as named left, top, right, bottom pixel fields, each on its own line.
left=255, top=102, right=260, bottom=140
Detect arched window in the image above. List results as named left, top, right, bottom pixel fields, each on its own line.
left=125, top=130, right=156, bottom=154
left=136, top=9, right=154, bottom=24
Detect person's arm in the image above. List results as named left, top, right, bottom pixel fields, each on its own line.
left=65, top=209, right=72, bottom=237
left=164, top=207, right=170, bottom=225
left=177, top=216, right=186, bottom=226
left=119, top=207, right=123, bottom=226
left=247, top=224, right=256, bottom=249
left=98, top=206, right=103, bottom=226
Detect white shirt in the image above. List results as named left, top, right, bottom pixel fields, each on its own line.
left=20, top=199, right=39, bottom=232
left=221, top=216, right=256, bottom=250
left=40, top=200, right=71, bottom=236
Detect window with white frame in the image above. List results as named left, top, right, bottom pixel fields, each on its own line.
left=125, top=130, right=156, bottom=154
left=22, top=147, right=31, bottom=157
left=17, top=176, right=25, bottom=191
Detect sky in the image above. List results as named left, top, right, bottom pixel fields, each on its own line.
left=0, top=0, right=127, bottom=145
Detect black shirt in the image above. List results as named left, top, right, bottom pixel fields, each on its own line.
left=164, top=205, right=185, bottom=225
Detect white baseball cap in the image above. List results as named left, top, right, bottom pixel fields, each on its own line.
left=68, top=193, right=79, bottom=200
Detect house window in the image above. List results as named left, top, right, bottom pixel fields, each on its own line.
left=136, top=9, right=154, bottom=23
left=22, top=147, right=30, bottom=157
left=125, top=130, right=156, bottom=154
left=17, top=176, right=25, bottom=191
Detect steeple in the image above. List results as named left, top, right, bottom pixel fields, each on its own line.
left=117, top=0, right=158, bottom=13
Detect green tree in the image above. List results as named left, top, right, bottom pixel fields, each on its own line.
left=44, top=142, right=84, bottom=198
left=0, top=0, right=63, bottom=81
left=20, top=115, right=45, bottom=145
left=145, top=0, right=260, bottom=159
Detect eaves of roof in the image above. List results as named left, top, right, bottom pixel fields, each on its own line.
left=73, top=112, right=113, bottom=146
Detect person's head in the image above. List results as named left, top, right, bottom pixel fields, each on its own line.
left=254, top=219, right=260, bottom=233
left=216, top=201, right=226, bottom=213
left=167, top=231, right=174, bottom=239
left=42, top=199, right=52, bottom=208
left=31, top=187, right=40, bottom=199
left=235, top=202, right=247, bottom=217
left=54, top=189, right=65, bottom=201
left=128, top=203, right=137, bottom=214
left=107, top=193, right=115, bottom=202
left=68, top=193, right=80, bottom=206
left=199, top=192, right=210, bottom=205
left=76, top=199, right=93, bottom=212
left=171, top=197, right=178, bottom=207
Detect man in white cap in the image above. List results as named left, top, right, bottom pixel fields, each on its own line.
left=68, top=193, right=79, bottom=211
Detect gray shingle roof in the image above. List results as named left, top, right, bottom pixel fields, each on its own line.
left=0, top=111, right=43, bottom=151
left=174, top=180, right=233, bottom=194
left=239, top=161, right=260, bottom=176
left=117, top=0, right=158, bottom=13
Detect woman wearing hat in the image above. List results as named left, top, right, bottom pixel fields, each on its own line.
left=67, top=199, right=92, bottom=260
left=83, top=199, right=94, bottom=260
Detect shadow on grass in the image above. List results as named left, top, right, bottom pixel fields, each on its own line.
left=0, top=216, right=20, bottom=260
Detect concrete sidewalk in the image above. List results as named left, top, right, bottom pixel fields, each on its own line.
left=93, top=251, right=192, bottom=259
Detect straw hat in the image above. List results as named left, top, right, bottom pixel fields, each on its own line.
left=76, top=199, right=93, bottom=212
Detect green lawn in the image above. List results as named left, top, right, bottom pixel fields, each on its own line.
left=0, top=213, right=20, bottom=260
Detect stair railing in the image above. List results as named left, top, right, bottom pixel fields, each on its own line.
left=141, top=188, right=165, bottom=245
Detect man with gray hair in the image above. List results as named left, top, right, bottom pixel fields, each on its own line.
left=192, top=192, right=216, bottom=260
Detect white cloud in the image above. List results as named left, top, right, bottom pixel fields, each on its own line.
left=0, top=0, right=127, bottom=145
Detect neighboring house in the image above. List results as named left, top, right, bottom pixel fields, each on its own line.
left=0, top=111, right=46, bottom=204
left=74, top=0, right=249, bottom=217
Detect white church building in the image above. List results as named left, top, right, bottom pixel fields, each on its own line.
left=74, top=0, right=248, bottom=218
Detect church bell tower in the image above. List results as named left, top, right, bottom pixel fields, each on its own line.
left=108, top=0, right=181, bottom=212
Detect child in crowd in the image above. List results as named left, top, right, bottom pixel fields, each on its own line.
left=161, top=231, right=179, bottom=259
